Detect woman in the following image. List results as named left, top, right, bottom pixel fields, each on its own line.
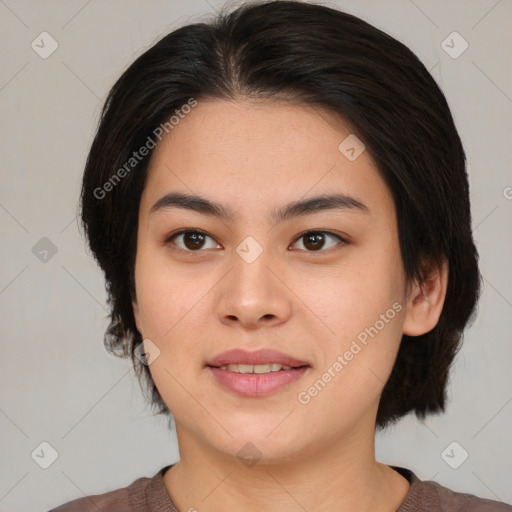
left=51, top=1, right=512, bottom=510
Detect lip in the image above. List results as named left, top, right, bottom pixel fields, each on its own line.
left=206, top=348, right=309, bottom=368
left=206, top=348, right=310, bottom=397
left=208, top=367, right=309, bottom=397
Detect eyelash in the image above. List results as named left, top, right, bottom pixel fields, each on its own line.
left=164, top=229, right=348, bottom=254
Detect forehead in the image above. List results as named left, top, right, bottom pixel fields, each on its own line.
left=142, top=99, right=394, bottom=220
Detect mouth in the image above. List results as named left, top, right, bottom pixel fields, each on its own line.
left=213, top=363, right=299, bottom=373
left=206, top=348, right=310, bottom=397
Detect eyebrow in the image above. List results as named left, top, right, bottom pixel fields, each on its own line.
left=149, top=191, right=370, bottom=224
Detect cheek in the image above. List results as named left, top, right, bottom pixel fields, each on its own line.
left=295, top=248, right=406, bottom=390
left=135, top=263, right=204, bottom=412
left=298, top=254, right=404, bottom=338
left=297, top=295, right=404, bottom=431
left=134, top=246, right=201, bottom=338
left=133, top=247, right=214, bottom=385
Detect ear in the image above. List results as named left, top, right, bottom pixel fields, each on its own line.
left=402, top=258, right=449, bottom=336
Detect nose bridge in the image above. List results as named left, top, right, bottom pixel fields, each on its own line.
left=231, top=237, right=277, bottom=302
left=215, top=235, right=292, bottom=326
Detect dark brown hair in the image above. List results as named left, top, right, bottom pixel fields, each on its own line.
left=80, top=0, right=481, bottom=428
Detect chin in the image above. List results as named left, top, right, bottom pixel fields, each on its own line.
left=208, top=424, right=309, bottom=465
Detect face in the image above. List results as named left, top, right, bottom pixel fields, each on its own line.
left=132, top=99, right=411, bottom=464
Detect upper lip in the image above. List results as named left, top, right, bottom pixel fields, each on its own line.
left=207, top=349, right=310, bottom=368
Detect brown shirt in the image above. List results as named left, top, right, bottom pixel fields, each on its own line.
left=49, top=465, right=512, bottom=511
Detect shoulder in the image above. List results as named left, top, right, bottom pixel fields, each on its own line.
left=419, top=479, right=512, bottom=511
left=48, top=473, right=154, bottom=512
left=397, top=467, right=512, bottom=512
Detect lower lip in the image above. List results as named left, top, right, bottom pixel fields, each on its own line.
left=208, top=366, right=309, bottom=397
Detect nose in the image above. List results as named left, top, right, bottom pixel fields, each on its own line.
left=215, top=246, right=293, bottom=330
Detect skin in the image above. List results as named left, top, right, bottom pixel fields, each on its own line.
left=132, top=99, right=448, bottom=512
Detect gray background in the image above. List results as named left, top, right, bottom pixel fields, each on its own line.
left=0, top=0, right=511, bottom=510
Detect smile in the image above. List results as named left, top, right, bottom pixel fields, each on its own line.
left=217, top=363, right=294, bottom=373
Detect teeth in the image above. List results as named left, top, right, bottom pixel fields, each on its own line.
left=218, top=363, right=294, bottom=373
left=239, top=363, right=257, bottom=373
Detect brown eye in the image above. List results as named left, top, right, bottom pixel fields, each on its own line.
left=182, top=232, right=206, bottom=250
left=291, top=230, right=346, bottom=252
left=167, top=230, right=220, bottom=251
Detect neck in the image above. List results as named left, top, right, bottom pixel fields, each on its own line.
left=163, top=420, right=410, bottom=512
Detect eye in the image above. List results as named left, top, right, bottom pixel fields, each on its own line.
left=166, top=229, right=221, bottom=252
left=165, top=229, right=347, bottom=253
left=290, top=230, right=347, bottom=252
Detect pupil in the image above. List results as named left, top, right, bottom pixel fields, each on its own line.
left=185, top=232, right=204, bottom=250
left=305, top=232, right=324, bottom=250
